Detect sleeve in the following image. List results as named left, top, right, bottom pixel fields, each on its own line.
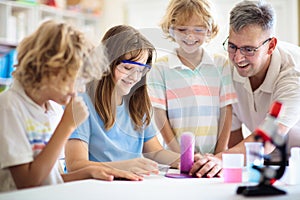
left=273, top=60, right=300, bottom=128
left=147, top=61, right=167, bottom=110
left=0, top=106, right=33, bottom=169
left=143, top=121, right=159, bottom=143
left=218, top=56, right=238, bottom=108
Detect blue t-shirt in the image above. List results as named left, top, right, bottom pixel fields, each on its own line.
left=69, top=93, right=157, bottom=162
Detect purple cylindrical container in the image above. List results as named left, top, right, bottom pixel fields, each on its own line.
left=180, top=132, right=194, bottom=174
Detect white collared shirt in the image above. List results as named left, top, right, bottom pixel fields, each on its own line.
left=231, top=42, right=300, bottom=132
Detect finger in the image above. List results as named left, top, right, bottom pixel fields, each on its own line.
left=195, top=160, right=215, bottom=178
left=189, top=156, right=209, bottom=175
left=130, top=167, right=151, bottom=176
left=206, top=163, right=222, bottom=178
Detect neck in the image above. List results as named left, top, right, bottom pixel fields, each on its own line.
left=176, top=48, right=203, bottom=70
left=24, top=88, right=48, bottom=111
left=249, top=60, right=271, bottom=91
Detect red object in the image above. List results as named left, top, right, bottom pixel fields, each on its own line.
left=255, top=129, right=272, bottom=142
left=269, top=101, right=282, bottom=118
left=47, top=0, right=56, bottom=7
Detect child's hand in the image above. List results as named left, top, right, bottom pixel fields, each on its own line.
left=62, top=96, right=89, bottom=128
left=89, top=165, right=143, bottom=181
left=125, top=158, right=159, bottom=176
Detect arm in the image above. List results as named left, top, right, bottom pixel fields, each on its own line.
left=153, top=108, right=180, bottom=153
left=65, top=139, right=154, bottom=177
left=9, top=97, right=89, bottom=189
left=228, top=128, right=244, bottom=148
left=142, top=136, right=180, bottom=168
left=215, top=105, right=232, bottom=154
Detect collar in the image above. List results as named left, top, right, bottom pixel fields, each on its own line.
left=168, top=48, right=215, bottom=70
left=11, top=80, right=53, bottom=113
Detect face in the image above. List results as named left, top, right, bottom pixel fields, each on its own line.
left=172, top=14, right=209, bottom=54
left=46, top=77, right=77, bottom=105
left=227, top=25, right=274, bottom=78
left=114, top=51, right=149, bottom=97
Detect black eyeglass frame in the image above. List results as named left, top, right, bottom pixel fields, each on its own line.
left=222, top=37, right=272, bottom=56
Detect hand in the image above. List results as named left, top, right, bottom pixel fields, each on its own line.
left=89, top=165, right=143, bottom=181
left=189, top=153, right=222, bottom=178
left=62, top=96, right=89, bottom=128
left=119, top=158, right=159, bottom=176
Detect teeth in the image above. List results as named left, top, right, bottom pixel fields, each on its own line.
left=184, top=40, right=197, bottom=45
left=238, top=63, right=248, bottom=68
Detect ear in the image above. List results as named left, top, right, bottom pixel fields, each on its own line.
left=267, top=37, right=277, bottom=55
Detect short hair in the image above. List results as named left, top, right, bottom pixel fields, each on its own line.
left=160, top=0, right=218, bottom=41
left=14, top=20, right=98, bottom=95
left=229, top=0, right=276, bottom=34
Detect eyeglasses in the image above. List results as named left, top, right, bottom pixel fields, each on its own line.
left=223, top=37, right=272, bottom=56
left=171, top=26, right=208, bottom=36
left=117, top=60, right=151, bottom=77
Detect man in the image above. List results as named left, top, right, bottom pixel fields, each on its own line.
left=190, top=0, right=300, bottom=177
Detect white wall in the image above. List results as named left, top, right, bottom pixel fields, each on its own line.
left=101, top=0, right=299, bottom=55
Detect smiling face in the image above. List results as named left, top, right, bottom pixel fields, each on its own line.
left=113, top=51, right=149, bottom=98
left=228, top=25, right=274, bottom=79
left=172, top=14, right=209, bottom=55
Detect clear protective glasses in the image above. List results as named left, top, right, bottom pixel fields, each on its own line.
left=117, top=60, right=151, bottom=77
left=171, top=25, right=208, bottom=36
left=223, top=37, right=272, bottom=56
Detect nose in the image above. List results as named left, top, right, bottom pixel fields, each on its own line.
left=232, top=49, right=245, bottom=63
left=127, top=70, right=140, bottom=81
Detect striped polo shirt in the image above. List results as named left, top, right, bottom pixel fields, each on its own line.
left=147, top=49, right=237, bottom=153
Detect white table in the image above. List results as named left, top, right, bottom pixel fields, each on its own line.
left=0, top=169, right=299, bottom=200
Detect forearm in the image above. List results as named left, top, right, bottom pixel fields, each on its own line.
left=144, top=149, right=180, bottom=168
left=215, top=106, right=232, bottom=154
left=153, top=108, right=180, bottom=153
left=10, top=120, right=76, bottom=189
left=62, top=166, right=93, bottom=182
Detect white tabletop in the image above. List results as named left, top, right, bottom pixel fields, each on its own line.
left=0, top=169, right=299, bottom=200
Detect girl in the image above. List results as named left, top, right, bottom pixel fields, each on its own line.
left=65, top=25, right=180, bottom=176
left=147, top=0, right=237, bottom=155
left=0, top=20, right=141, bottom=192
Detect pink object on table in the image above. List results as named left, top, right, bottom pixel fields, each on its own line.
left=222, top=153, right=244, bottom=183
left=180, top=132, right=194, bottom=174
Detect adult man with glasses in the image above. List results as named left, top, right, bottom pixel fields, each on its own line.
left=194, top=0, right=300, bottom=177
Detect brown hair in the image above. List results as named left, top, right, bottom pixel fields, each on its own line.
left=90, top=25, right=155, bottom=131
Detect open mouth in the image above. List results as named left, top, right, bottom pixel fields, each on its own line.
left=237, top=63, right=249, bottom=69
left=183, top=40, right=198, bottom=46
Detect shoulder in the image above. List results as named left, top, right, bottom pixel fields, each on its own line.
left=277, top=41, right=300, bottom=68
left=0, top=86, right=24, bottom=111
left=211, top=52, right=229, bottom=66
left=153, top=55, right=169, bottom=68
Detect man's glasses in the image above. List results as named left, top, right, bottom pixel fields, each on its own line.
left=223, top=37, right=272, bottom=56
left=117, top=60, right=151, bottom=77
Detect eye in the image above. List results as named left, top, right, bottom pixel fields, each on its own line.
left=194, top=28, right=206, bottom=33
left=243, top=47, right=255, bottom=52
left=228, top=43, right=237, bottom=50
left=123, top=65, right=132, bottom=71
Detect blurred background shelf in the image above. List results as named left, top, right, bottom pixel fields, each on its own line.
left=0, top=0, right=103, bottom=44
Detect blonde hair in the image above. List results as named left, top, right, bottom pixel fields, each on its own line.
left=160, top=0, right=218, bottom=42
left=14, top=20, right=98, bottom=95
left=90, top=25, right=155, bottom=131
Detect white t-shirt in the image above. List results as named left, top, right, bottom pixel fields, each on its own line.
left=0, top=81, right=64, bottom=192
left=231, top=42, right=300, bottom=133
